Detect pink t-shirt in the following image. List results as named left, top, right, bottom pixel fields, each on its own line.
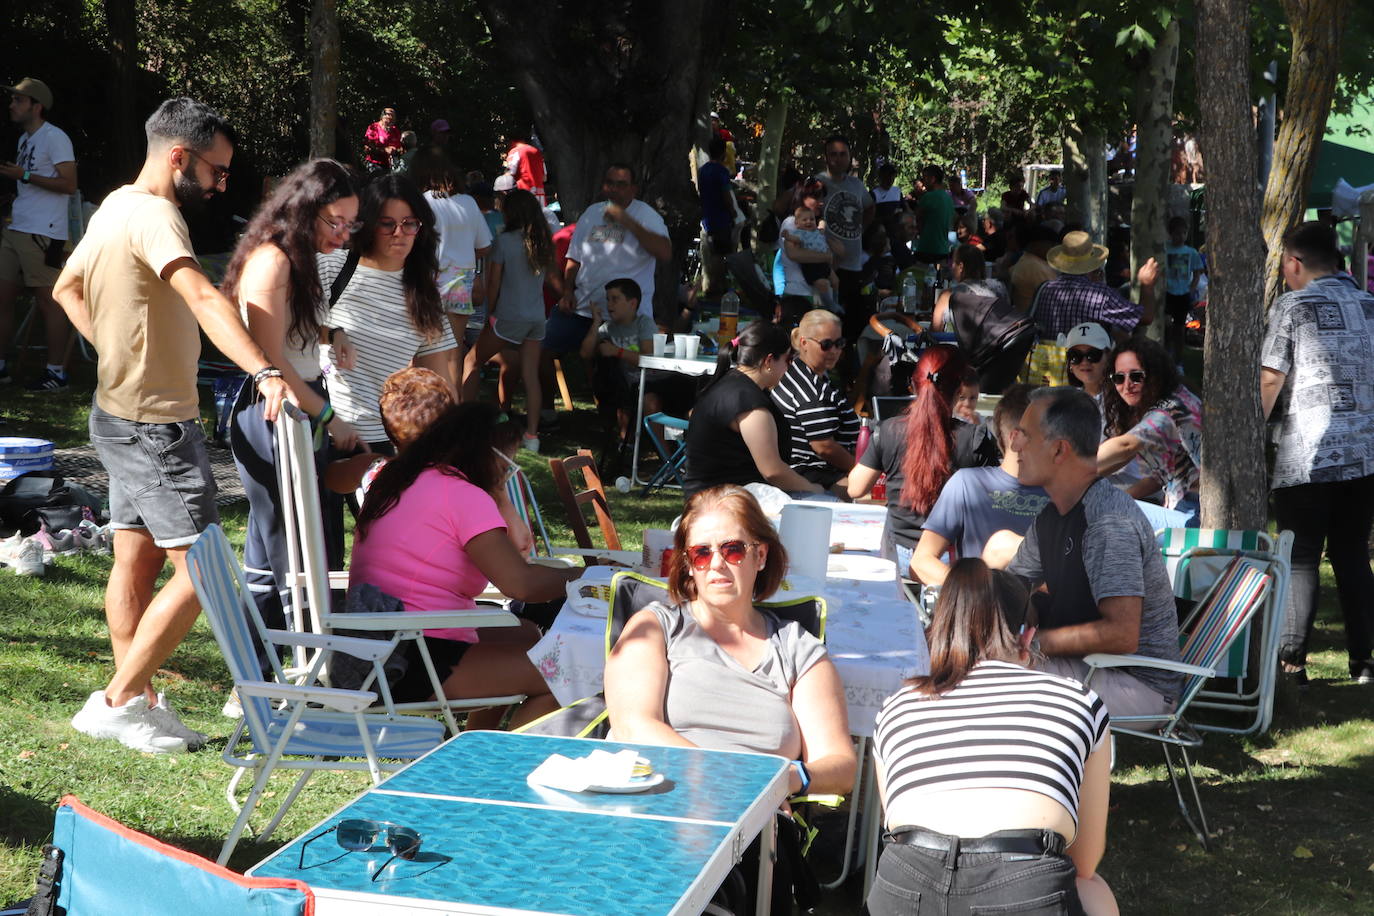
left=350, top=468, right=507, bottom=642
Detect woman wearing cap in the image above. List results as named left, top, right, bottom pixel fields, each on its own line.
left=1098, top=335, right=1203, bottom=524
left=869, top=558, right=1117, bottom=916
left=1060, top=320, right=1114, bottom=409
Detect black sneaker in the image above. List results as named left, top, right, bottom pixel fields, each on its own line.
left=25, top=369, right=69, bottom=392
left=1350, top=659, right=1374, bottom=685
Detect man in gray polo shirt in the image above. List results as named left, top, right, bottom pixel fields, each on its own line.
left=814, top=134, right=873, bottom=342
left=1008, top=386, right=1181, bottom=719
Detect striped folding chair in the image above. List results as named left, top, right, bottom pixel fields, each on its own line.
left=187, top=525, right=448, bottom=865
left=1083, top=555, right=1273, bottom=849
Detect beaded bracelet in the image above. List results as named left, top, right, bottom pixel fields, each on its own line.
left=253, top=366, right=284, bottom=388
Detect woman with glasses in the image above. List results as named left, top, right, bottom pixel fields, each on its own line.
left=1098, top=335, right=1202, bottom=523
left=869, top=558, right=1118, bottom=916
left=682, top=321, right=826, bottom=496
left=605, top=484, right=856, bottom=912
left=320, top=173, right=457, bottom=454
left=1061, top=320, right=1113, bottom=407
left=221, top=158, right=362, bottom=639
left=350, top=401, right=579, bottom=729
left=848, top=344, right=1000, bottom=575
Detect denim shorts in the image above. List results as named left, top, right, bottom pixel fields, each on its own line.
left=867, top=830, right=1084, bottom=916
left=89, top=402, right=219, bottom=548
left=541, top=309, right=593, bottom=354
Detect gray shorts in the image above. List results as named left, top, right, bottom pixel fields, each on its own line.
left=494, top=316, right=547, bottom=344
left=1038, top=656, right=1176, bottom=723
left=89, top=402, right=219, bottom=548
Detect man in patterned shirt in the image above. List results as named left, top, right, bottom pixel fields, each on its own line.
left=771, top=309, right=860, bottom=494
left=1032, top=230, right=1160, bottom=339
left=1261, top=221, right=1374, bottom=685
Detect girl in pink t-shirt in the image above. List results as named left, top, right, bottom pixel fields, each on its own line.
left=351, top=402, right=580, bottom=729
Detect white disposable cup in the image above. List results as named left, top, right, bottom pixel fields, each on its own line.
left=652, top=333, right=668, bottom=356
left=680, top=335, right=700, bottom=359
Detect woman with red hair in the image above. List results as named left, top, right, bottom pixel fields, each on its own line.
left=848, top=344, right=999, bottom=574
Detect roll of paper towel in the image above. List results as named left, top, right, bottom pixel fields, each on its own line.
left=779, top=504, right=833, bottom=577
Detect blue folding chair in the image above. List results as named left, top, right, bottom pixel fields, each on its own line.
left=639, top=412, right=690, bottom=495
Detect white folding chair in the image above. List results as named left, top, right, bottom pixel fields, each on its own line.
left=275, top=402, right=526, bottom=733
left=187, top=525, right=447, bottom=865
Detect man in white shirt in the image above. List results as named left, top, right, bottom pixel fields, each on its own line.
left=0, top=78, right=77, bottom=390
left=540, top=163, right=670, bottom=421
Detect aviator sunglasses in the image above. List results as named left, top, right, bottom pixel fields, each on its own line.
left=686, top=539, right=759, bottom=570
left=1066, top=348, right=1104, bottom=366
left=1111, top=369, right=1147, bottom=386
left=298, top=818, right=422, bottom=881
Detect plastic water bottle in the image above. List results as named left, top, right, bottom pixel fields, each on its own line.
left=718, top=290, right=740, bottom=348
left=901, top=275, right=918, bottom=313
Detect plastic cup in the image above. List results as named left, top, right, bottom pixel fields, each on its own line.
left=680, top=335, right=700, bottom=360
left=652, top=333, right=668, bottom=356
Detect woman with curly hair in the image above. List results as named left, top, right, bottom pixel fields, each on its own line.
left=1097, top=335, right=1202, bottom=523
left=848, top=344, right=999, bottom=574
left=320, top=172, right=456, bottom=453
left=221, top=158, right=361, bottom=639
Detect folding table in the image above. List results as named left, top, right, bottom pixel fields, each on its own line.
left=628, top=351, right=717, bottom=487
left=250, top=731, right=789, bottom=915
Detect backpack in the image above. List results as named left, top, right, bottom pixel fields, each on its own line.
left=0, top=471, right=103, bottom=535
left=949, top=287, right=1039, bottom=393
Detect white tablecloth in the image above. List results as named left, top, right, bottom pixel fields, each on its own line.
left=529, top=568, right=929, bottom=738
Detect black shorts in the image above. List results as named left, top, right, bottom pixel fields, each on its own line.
left=391, top=635, right=472, bottom=703
left=1166, top=292, right=1193, bottom=322
left=800, top=261, right=831, bottom=284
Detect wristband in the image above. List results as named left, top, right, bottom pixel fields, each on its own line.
left=328, top=326, right=342, bottom=345
left=617, top=347, right=625, bottom=359
left=790, top=759, right=811, bottom=795
left=316, top=403, right=335, bottom=426
left=20, top=170, right=31, bottom=184
left=253, top=366, right=284, bottom=388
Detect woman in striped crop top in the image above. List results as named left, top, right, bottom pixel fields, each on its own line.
left=869, top=559, right=1118, bottom=916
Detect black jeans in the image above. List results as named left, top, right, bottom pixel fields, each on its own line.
left=867, top=831, right=1083, bottom=916
left=1272, top=475, right=1374, bottom=668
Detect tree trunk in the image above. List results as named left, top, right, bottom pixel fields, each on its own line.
left=757, top=92, right=790, bottom=215
left=1087, top=131, right=1108, bottom=243
left=1131, top=17, right=1180, bottom=337
left=1195, top=0, right=1268, bottom=530
left=477, top=0, right=733, bottom=321
left=103, top=0, right=140, bottom=182
left=308, top=0, right=340, bottom=159
left=1260, top=0, right=1352, bottom=311
left=1063, top=126, right=1090, bottom=230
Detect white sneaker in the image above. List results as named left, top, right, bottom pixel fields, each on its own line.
left=522, top=433, right=541, bottom=454
left=0, top=533, right=45, bottom=576
left=221, top=688, right=243, bottom=719
left=71, top=690, right=187, bottom=753
left=148, top=692, right=209, bottom=750
left=70, top=520, right=112, bottom=555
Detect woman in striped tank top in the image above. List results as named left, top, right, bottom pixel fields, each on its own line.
left=869, top=559, right=1118, bottom=915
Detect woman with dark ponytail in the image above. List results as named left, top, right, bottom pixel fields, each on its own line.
left=848, top=344, right=998, bottom=573
left=682, top=321, right=826, bottom=497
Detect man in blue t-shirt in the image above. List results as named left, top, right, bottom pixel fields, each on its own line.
left=1163, top=215, right=1204, bottom=358
left=911, top=384, right=1048, bottom=585
left=698, top=136, right=735, bottom=296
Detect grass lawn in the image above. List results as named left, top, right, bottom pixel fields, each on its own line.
left=2, top=361, right=1373, bottom=913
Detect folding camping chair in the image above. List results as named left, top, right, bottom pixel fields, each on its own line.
left=638, top=412, right=690, bottom=494
left=1156, top=527, right=1293, bottom=736
left=1082, top=555, right=1273, bottom=849
left=187, top=525, right=449, bottom=865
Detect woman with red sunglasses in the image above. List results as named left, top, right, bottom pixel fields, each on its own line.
left=605, top=484, right=854, bottom=786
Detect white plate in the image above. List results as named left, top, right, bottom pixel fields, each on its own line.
left=568, top=596, right=609, bottom=618
left=584, top=772, right=665, bottom=794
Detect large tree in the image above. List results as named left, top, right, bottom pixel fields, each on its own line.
left=476, top=0, right=733, bottom=316
left=1195, top=0, right=1268, bottom=530
left=1260, top=0, right=1354, bottom=310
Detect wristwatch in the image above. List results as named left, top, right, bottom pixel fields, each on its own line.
left=790, top=759, right=811, bottom=795
left=20, top=170, right=31, bottom=184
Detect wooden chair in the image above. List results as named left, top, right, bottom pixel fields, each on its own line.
left=548, top=449, right=635, bottom=566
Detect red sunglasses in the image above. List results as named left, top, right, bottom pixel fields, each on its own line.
left=686, top=540, right=758, bottom=570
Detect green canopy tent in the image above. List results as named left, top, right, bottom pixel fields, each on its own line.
left=1306, top=103, right=1374, bottom=212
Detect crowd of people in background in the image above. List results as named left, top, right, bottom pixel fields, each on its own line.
left=8, top=83, right=1374, bottom=916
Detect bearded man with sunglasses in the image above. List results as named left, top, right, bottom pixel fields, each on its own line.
left=770, top=309, right=861, bottom=495
left=53, top=97, right=291, bottom=754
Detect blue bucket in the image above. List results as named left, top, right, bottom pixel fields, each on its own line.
left=0, top=437, right=55, bottom=482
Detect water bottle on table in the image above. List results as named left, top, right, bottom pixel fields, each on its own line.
left=718, top=289, right=739, bottom=348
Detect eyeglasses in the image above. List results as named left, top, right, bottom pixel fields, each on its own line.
left=804, top=336, right=846, bottom=352
left=1066, top=348, right=1104, bottom=365
left=298, top=818, right=422, bottom=881
left=377, top=217, right=423, bottom=235
left=1111, top=369, right=1147, bottom=386
left=185, top=149, right=230, bottom=186
left=686, top=539, right=759, bottom=570
left=318, top=214, right=364, bottom=235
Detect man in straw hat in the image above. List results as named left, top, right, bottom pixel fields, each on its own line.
left=1031, top=229, right=1159, bottom=339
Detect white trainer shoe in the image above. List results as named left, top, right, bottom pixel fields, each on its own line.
left=71, top=690, right=187, bottom=753
left=148, top=692, right=209, bottom=750
left=0, top=533, right=45, bottom=576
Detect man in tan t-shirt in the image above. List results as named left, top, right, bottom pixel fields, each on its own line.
left=52, top=97, right=291, bottom=754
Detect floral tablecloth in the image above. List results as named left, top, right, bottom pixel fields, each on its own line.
left=528, top=571, right=929, bottom=739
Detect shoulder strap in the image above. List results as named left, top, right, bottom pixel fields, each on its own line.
left=328, top=248, right=361, bottom=307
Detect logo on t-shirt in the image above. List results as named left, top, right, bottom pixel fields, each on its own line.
left=587, top=223, right=627, bottom=246
left=824, top=190, right=864, bottom=242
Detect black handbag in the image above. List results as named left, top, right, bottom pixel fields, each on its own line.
left=0, top=471, right=103, bottom=535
